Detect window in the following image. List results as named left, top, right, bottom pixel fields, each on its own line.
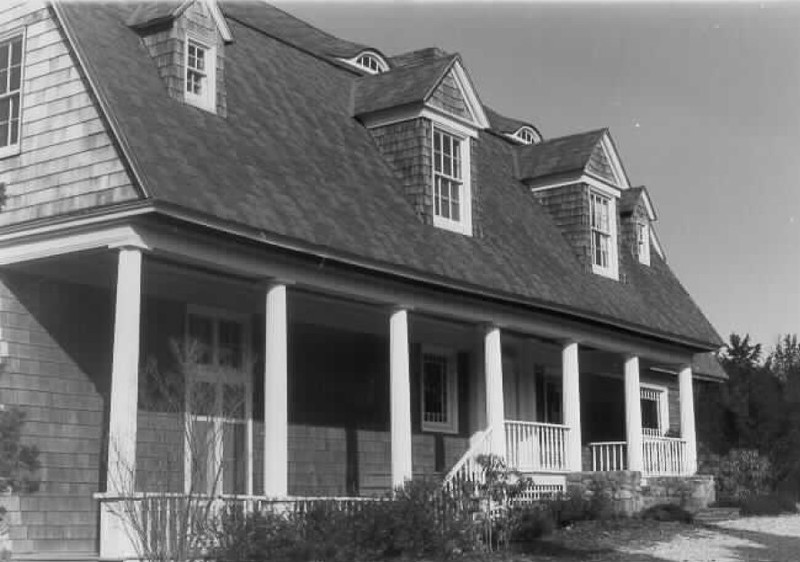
left=185, top=38, right=216, bottom=112
left=589, top=190, right=617, bottom=277
left=636, top=221, right=650, bottom=265
left=640, top=385, right=668, bottom=437
left=432, top=127, right=472, bottom=234
left=185, top=309, right=251, bottom=496
left=421, top=349, right=458, bottom=433
left=512, top=127, right=540, bottom=145
left=354, top=53, right=387, bottom=74
left=0, top=32, right=24, bottom=158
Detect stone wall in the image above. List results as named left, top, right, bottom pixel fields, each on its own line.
left=566, top=471, right=715, bottom=517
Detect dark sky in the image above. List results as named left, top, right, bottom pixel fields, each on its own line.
left=275, top=1, right=800, bottom=349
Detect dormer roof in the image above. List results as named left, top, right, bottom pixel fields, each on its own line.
left=518, top=128, right=630, bottom=189
left=484, top=106, right=542, bottom=143
left=128, top=0, right=232, bottom=42
left=620, top=186, right=657, bottom=221
left=353, top=55, right=490, bottom=129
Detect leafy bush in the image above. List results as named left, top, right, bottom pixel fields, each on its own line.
left=548, top=486, right=614, bottom=527
left=739, top=493, right=799, bottom=516
left=716, top=449, right=772, bottom=504
left=640, top=504, right=694, bottom=523
left=0, top=405, right=40, bottom=494
left=211, top=480, right=482, bottom=562
left=508, top=503, right=555, bottom=542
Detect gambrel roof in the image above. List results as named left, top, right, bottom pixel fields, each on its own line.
left=53, top=1, right=722, bottom=351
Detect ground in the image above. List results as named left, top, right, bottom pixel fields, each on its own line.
left=500, top=515, right=800, bottom=562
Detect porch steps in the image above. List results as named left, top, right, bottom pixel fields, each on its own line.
left=693, top=507, right=741, bottom=524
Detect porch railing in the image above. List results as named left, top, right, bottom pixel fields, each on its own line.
left=442, top=426, right=494, bottom=492
left=505, top=420, right=569, bottom=472
left=642, top=436, right=688, bottom=476
left=589, top=441, right=628, bottom=472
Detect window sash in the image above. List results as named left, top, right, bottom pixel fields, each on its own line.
left=421, top=351, right=458, bottom=432
left=0, top=34, right=23, bottom=149
left=590, top=192, right=612, bottom=269
left=433, top=129, right=464, bottom=224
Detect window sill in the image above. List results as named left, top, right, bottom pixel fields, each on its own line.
left=421, top=422, right=459, bottom=435
left=591, top=264, right=619, bottom=280
left=432, top=216, right=472, bottom=236
left=0, top=144, right=21, bottom=160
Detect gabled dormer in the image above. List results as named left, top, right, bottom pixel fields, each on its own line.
left=620, top=186, right=660, bottom=266
left=354, top=54, right=489, bottom=236
left=127, top=0, right=232, bottom=115
left=519, top=129, right=633, bottom=280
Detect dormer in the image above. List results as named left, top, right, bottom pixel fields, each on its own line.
left=341, top=50, right=389, bottom=74
left=127, top=0, right=232, bottom=115
left=484, top=106, right=543, bottom=146
left=620, top=186, right=659, bottom=266
left=519, top=129, right=632, bottom=279
left=354, top=54, right=490, bottom=236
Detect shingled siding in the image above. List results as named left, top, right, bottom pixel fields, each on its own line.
left=532, top=184, right=592, bottom=271
left=428, top=69, right=470, bottom=120
left=369, top=119, right=432, bottom=223
left=621, top=199, right=649, bottom=260
left=139, top=0, right=227, bottom=116
left=0, top=272, right=111, bottom=554
left=0, top=2, right=139, bottom=227
left=586, top=142, right=616, bottom=184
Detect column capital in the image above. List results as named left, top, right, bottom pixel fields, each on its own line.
left=260, top=278, right=295, bottom=289
left=107, top=242, right=148, bottom=252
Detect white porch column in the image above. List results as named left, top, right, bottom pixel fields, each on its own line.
left=624, top=355, right=644, bottom=473
left=102, top=247, right=143, bottom=559
left=484, top=326, right=506, bottom=457
left=389, top=308, right=412, bottom=488
left=264, top=283, right=288, bottom=497
left=562, top=342, right=582, bottom=471
left=679, top=365, right=698, bottom=474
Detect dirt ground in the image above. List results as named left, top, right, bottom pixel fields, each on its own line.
left=504, top=515, right=800, bottom=562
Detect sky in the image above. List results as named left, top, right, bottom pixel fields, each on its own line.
left=274, top=0, right=800, bottom=350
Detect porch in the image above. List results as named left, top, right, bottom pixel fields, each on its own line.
left=0, top=222, right=702, bottom=558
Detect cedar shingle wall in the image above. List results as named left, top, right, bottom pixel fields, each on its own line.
left=428, top=69, right=470, bottom=120
left=621, top=202, right=649, bottom=262
left=369, top=119, right=432, bottom=223
left=0, top=2, right=139, bottom=226
left=532, top=183, right=592, bottom=271
left=0, top=272, right=111, bottom=554
left=586, top=142, right=616, bottom=184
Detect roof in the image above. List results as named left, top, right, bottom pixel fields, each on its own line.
left=484, top=106, right=540, bottom=137
left=621, top=187, right=645, bottom=214
left=221, top=1, right=379, bottom=62
left=55, top=2, right=723, bottom=350
left=693, top=352, right=729, bottom=381
left=354, top=55, right=457, bottom=117
left=517, top=129, right=607, bottom=181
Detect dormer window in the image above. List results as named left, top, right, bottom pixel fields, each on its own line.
left=344, top=51, right=389, bottom=74
left=636, top=221, right=650, bottom=265
left=0, top=31, right=24, bottom=158
left=511, top=126, right=541, bottom=145
left=185, top=37, right=216, bottom=112
left=432, top=127, right=472, bottom=235
left=590, top=190, right=618, bottom=278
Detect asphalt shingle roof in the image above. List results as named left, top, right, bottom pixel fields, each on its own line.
left=517, top=129, right=607, bottom=181
left=484, top=106, right=539, bottom=137
left=56, top=2, right=722, bottom=350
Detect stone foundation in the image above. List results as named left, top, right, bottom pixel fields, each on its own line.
left=566, top=471, right=715, bottom=517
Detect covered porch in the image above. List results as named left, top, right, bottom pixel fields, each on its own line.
left=0, top=218, right=703, bottom=558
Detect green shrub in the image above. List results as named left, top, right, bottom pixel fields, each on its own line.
left=640, top=504, right=694, bottom=523
left=716, top=449, right=773, bottom=504
left=739, top=493, right=799, bottom=516
left=547, top=485, right=614, bottom=527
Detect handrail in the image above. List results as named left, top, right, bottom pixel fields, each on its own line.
left=442, top=426, right=494, bottom=489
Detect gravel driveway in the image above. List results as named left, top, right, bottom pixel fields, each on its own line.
left=515, top=515, right=800, bottom=562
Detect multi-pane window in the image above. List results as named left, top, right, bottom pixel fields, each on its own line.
left=640, top=386, right=667, bottom=437
left=0, top=33, right=23, bottom=155
left=185, top=311, right=250, bottom=496
left=433, top=129, right=463, bottom=224
left=355, top=53, right=385, bottom=74
left=636, top=221, right=650, bottom=265
left=590, top=191, right=612, bottom=270
left=185, top=38, right=215, bottom=111
left=513, top=127, right=539, bottom=145
left=421, top=350, right=458, bottom=433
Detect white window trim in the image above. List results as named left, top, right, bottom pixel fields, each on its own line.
left=589, top=189, right=619, bottom=280
left=640, top=383, right=669, bottom=437
left=0, top=27, right=26, bottom=159
left=636, top=221, right=651, bottom=266
left=508, top=126, right=541, bottom=145
left=431, top=124, right=473, bottom=236
left=184, top=35, right=216, bottom=113
left=183, top=305, right=253, bottom=496
left=341, top=50, right=389, bottom=74
left=421, top=346, right=459, bottom=434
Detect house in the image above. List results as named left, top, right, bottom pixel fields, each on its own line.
left=0, top=0, right=725, bottom=559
